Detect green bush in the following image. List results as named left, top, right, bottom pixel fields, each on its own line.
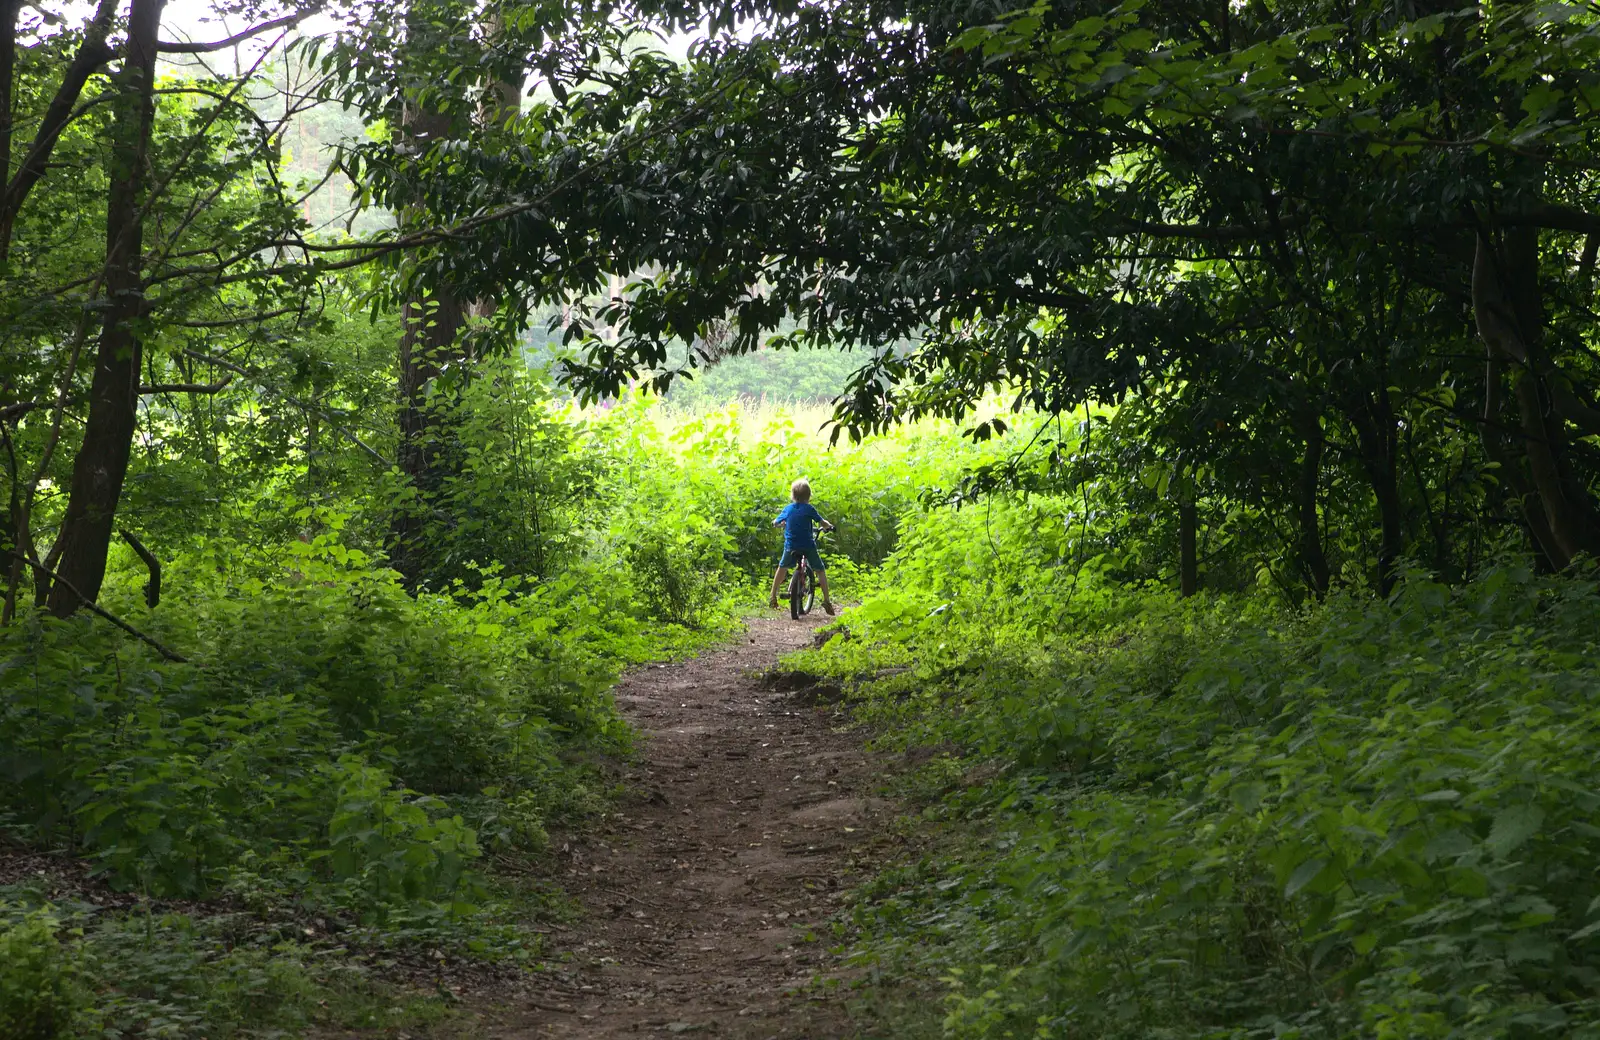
left=394, top=359, right=606, bottom=591
left=0, top=393, right=1010, bottom=1037
left=0, top=906, right=79, bottom=1040
left=622, top=523, right=734, bottom=625
left=794, top=505, right=1600, bottom=1039
left=660, top=339, right=878, bottom=407
left=322, top=756, right=480, bottom=912
left=0, top=889, right=457, bottom=1039
left=589, top=395, right=1002, bottom=600
left=2, top=395, right=989, bottom=910
left=0, top=528, right=630, bottom=902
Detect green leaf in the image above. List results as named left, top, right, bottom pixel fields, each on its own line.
left=1485, top=804, right=1544, bottom=859
left=1285, top=857, right=1329, bottom=897
left=1230, top=781, right=1267, bottom=813
left=1568, top=918, right=1600, bottom=942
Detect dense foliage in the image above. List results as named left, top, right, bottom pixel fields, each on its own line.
left=787, top=496, right=1600, bottom=1038
left=8, top=0, right=1600, bottom=1035
left=330, top=0, right=1600, bottom=600
left=661, top=342, right=870, bottom=407
left=0, top=388, right=999, bottom=1034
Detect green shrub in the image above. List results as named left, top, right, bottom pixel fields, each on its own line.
left=618, top=518, right=735, bottom=625
left=322, top=756, right=480, bottom=913
left=582, top=395, right=1007, bottom=620
left=797, top=518, right=1600, bottom=1039
left=395, top=359, right=606, bottom=591
left=0, top=906, right=79, bottom=1040
left=0, top=393, right=1005, bottom=1036
left=0, top=529, right=629, bottom=902
left=1, top=396, right=984, bottom=909
left=0, top=889, right=456, bottom=1039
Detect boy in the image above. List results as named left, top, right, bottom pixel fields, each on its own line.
left=769, top=478, right=835, bottom=615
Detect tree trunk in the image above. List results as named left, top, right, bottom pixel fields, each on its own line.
left=387, top=2, right=470, bottom=588
left=1, top=422, right=19, bottom=623
left=44, top=0, right=164, bottom=616
left=465, top=24, right=519, bottom=323
left=1349, top=396, right=1404, bottom=597
left=0, top=0, right=118, bottom=265
left=1293, top=413, right=1330, bottom=597
left=1472, top=228, right=1600, bottom=569
left=1177, top=499, right=1198, bottom=598
left=390, top=284, right=468, bottom=584
left=1, top=0, right=18, bottom=204
left=388, top=8, right=520, bottom=587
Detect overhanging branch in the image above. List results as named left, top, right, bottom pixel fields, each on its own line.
left=1499, top=203, right=1600, bottom=236
left=181, top=350, right=390, bottom=464
left=156, top=7, right=324, bottom=53
left=0, top=0, right=119, bottom=257
left=7, top=548, right=187, bottom=661
left=139, top=377, right=234, bottom=394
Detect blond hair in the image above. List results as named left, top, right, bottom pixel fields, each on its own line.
left=791, top=479, right=812, bottom=503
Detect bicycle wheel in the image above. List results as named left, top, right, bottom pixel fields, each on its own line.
left=800, top=566, right=818, bottom=617
left=789, top=564, right=805, bottom=619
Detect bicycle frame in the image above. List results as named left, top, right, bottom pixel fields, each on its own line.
left=782, top=525, right=827, bottom=619
left=788, top=551, right=816, bottom=619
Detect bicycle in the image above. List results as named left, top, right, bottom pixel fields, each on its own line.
left=786, top=527, right=831, bottom=620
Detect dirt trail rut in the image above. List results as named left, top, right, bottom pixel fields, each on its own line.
left=492, top=613, right=891, bottom=1039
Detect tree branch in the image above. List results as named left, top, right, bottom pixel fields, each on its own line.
left=181, top=350, right=391, bottom=464
left=156, top=7, right=323, bottom=53
left=118, top=528, right=161, bottom=608
left=7, top=548, right=187, bottom=661
left=1106, top=215, right=1298, bottom=242
left=170, top=306, right=303, bottom=328
left=0, top=0, right=120, bottom=260
left=1500, top=202, right=1600, bottom=236
left=139, top=377, right=233, bottom=394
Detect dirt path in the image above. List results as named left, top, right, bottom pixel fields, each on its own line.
left=488, top=613, right=891, bottom=1039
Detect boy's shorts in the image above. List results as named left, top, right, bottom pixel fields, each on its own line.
left=779, top=546, right=825, bottom=572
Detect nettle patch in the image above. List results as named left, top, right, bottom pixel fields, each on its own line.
left=799, top=532, right=1600, bottom=1039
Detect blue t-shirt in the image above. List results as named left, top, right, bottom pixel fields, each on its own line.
left=776, top=502, right=825, bottom=550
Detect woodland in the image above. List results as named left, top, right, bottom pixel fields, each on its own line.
left=3, top=0, right=1600, bottom=1036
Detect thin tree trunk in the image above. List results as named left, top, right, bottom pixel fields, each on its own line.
left=1177, top=499, right=1198, bottom=598
left=1472, top=228, right=1600, bottom=568
left=1294, top=414, right=1330, bottom=597
left=0, top=0, right=119, bottom=264
left=1350, top=396, right=1403, bottom=597
left=1401, top=422, right=1449, bottom=579
left=1, top=421, right=20, bottom=622
left=1, top=0, right=19, bottom=197
left=45, top=0, right=164, bottom=616
left=1372, top=459, right=1403, bottom=595
left=466, top=25, right=519, bottom=323
left=1479, top=349, right=1564, bottom=568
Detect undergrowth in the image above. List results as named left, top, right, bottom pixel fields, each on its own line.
left=0, top=394, right=1000, bottom=1036
left=788, top=502, right=1600, bottom=1039
left=0, top=887, right=462, bottom=1039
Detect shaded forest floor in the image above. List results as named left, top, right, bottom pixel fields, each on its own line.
left=477, top=612, right=899, bottom=1038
